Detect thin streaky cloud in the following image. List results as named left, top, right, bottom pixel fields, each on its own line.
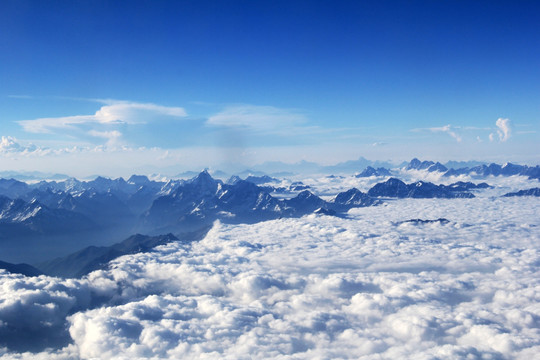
left=7, top=95, right=34, bottom=99
left=460, top=126, right=492, bottom=130
left=18, top=101, right=188, bottom=134
left=206, top=104, right=362, bottom=138
left=206, top=105, right=307, bottom=130
left=421, top=124, right=462, bottom=142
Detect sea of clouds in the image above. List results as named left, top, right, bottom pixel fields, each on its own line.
left=1, top=175, right=539, bottom=359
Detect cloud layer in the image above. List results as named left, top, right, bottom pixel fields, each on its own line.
left=1, top=177, right=539, bottom=358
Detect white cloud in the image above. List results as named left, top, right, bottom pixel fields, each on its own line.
left=0, top=136, right=23, bottom=152
left=496, top=118, right=511, bottom=142
left=18, top=101, right=188, bottom=134
left=0, top=136, right=37, bottom=154
left=427, top=125, right=462, bottom=142
left=206, top=105, right=307, bottom=132
left=66, top=196, right=540, bottom=358
left=3, top=184, right=540, bottom=358
left=489, top=133, right=495, bottom=142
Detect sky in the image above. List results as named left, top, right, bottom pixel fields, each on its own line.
left=0, top=0, right=539, bottom=177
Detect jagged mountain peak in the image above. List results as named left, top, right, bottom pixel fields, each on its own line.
left=226, top=175, right=242, bottom=185
left=295, top=190, right=318, bottom=199
left=385, top=177, right=407, bottom=185
left=190, top=170, right=216, bottom=183
left=128, top=174, right=150, bottom=185
left=182, top=171, right=221, bottom=192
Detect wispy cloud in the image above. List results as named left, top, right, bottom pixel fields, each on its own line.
left=18, top=100, right=188, bottom=134
left=7, top=94, right=34, bottom=99
left=429, top=125, right=462, bottom=142
left=87, top=130, right=123, bottom=147
left=206, top=105, right=307, bottom=132
left=413, top=124, right=462, bottom=142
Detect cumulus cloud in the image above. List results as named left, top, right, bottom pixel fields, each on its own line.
left=0, top=136, right=37, bottom=154
left=496, top=118, right=511, bottom=142
left=18, top=101, right=188, bottom=134
left=69, top=197, right=540, bottom=359
left=206, top=105, right=307, bottom=133
left=1, top=179, right=539, bottom=358
left=0, top=136, right=23, bottom=153
left=0, top=271, right=116, bottom=353
left=0, top=136, right=135, bottom=159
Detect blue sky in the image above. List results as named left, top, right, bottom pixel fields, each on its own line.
left=0, top=0, right=539, bottom=176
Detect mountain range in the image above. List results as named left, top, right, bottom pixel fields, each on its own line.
left=0, top=171, right=378, bottom=263
left=404, top=158, right=540, bottom=180
left=503, top=188, right=540, bottom=197
left=140, top=172, right=378, bottom=233
left=0, top=159, right=537, bottom=267
left=366, top=178, right=485, bottom=199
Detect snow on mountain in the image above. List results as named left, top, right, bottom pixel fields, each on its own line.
left=0, top=166, right=537, bottom=265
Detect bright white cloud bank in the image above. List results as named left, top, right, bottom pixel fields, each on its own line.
left=1, top=192, right=539, bottom=358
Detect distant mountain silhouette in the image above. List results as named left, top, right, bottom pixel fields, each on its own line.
left=37, top=228, right=210, bottom=278
left=503, top=188, right=540, bottom=197
left=367, top=178, right=476, bottom=198
left=0, top=260, right=43, bottom=277
left=356, top=166, right=392, bottom=177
